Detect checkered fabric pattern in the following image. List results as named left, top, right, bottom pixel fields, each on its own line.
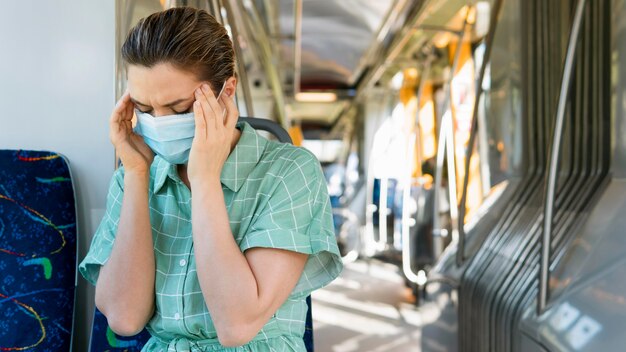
left=80, top=121, right=342, bottom=351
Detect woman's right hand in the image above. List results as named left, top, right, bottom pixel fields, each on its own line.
left=109, top=91, right=154, bottom=173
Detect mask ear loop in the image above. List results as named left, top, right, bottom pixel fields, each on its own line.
left=215, top=82, right=227, bottom=118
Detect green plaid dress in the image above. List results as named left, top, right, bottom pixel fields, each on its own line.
left=79, top=121, right=343, bottom=351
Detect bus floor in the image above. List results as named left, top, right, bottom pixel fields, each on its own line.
left=312, top=258, right=452, bottom=352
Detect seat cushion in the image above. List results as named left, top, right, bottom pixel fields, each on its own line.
left=0, top=150, right=77, bottom=351
left=90, top=308, right=151, bottom=351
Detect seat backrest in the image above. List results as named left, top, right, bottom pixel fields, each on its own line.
left=0, top=149, right=77, bottom=351
left=90, top=118, right=314, bottom=352
left=239, top=117, right=293, bottom=144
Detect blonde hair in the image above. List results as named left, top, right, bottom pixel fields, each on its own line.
left=121, top=7, right=235, bottom=94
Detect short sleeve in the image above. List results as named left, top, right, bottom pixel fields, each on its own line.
left=78, top=167, right=125, bottom=286
left=239, top=148, right=343, bottom=298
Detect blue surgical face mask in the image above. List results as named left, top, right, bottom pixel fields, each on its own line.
left=133, top=83, right=226, bottom=165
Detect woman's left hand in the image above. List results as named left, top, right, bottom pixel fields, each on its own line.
left=187, top=83, right=238, bottom=187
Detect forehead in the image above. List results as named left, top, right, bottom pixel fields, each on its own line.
left=127, top=63, right=200, bottom=104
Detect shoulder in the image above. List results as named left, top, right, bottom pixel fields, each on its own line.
left=262, top=141, right=321, bottom=172
left=262, top=141, right=323, bottom=181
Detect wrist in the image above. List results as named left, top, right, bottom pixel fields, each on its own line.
left=124, top=170, right=150, bottom=188
left=190, top=176, right=221, bottom=192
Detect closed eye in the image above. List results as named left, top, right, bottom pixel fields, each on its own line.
left=130, top=96, right=192, bottom=115
left=135, top=106, right=192, bottom=115
left=172, top=106, right=193, bottom=114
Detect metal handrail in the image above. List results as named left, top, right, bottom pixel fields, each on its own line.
left=364, top=91, right=396, bottom=254
left=293, top=0, right=303, bottom=95
left=538, top=0, right=587, bottom=315
left=350, top=0, right=412, bottom=84
left=333, top=207, right=361, bottom=264
left=456, top=0, right=504, bottom=266
left=236, top=0, right=289, bottom=129
left=402, top=56, right=433, bottom=284
left=432, top=14, right=470, bottom=258
left=378, top=176, right=390, bottom=249
left=329, top=0, right=444, bottom=137
left=401, top=133, right=419, bottom=281
left=221, top=0, right=255, bottom=117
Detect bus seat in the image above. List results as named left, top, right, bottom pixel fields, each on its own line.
left=0, top=149, right=77, bottom=351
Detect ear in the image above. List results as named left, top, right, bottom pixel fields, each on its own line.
left=224, top=76, right=238, bottom=97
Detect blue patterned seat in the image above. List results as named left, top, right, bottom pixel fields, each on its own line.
left=0, top=150, right=77, bottom=351
left=90, top=308, right=151, bottom=351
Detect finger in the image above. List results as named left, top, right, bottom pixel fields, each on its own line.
left=200, top=84, right=223, bottom=128
left=221, top=92, right=238, bottom=131
left=110, top=92, right=130, bottom=123
left=124, top=97, right=135, bottom=122
left=193, top=100, right=207, bottom=140
left=195, top=87, right=217, bottom=131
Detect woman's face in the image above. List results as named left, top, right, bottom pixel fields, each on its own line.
left=127, top=62, right=235, bottom=117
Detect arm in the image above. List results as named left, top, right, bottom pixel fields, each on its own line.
left=187, top=82, right=308, bottom=347
left=94, top=91, right=157, bottom=336
left=191, top=180, right=308, bottom=347
left=95, top=170, right=156, bottom=336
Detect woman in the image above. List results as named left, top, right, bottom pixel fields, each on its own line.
left=79, top=7, right=342, bottom=351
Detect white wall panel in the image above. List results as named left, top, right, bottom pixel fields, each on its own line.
left=0, top=1, right=116, bottom=351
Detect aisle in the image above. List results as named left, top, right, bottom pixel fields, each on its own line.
left=311, top=259, right=425, bottom=352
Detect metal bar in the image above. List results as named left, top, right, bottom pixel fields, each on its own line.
left=237, top=0, right=288, bottom=128
left=364, top=90, right=396, bottom=255
left=331, top=1, right=476, bottom=137
left=364, top=166, right=379, bottom=255
left=432, top=115, right=449, bottom=256
left=432, top=14, right=470, bottom=258
left=413, top=53, right=434, bottom=169
left=221, top=0, right=255, bottom=117
left=457, top=0, right=504, bottom=266
left=445, top=105, right=459, bottom=244
left=329, top=1, right=433, bottom=135
left=538, top=0, right=586, bottom=315
left=415, top=55, right=434, bottom=117
left=401, top=132, right=421, bottom=283
left=114, top=0, right=135, bottom=170
left=211, top=0, right=223, bottom=24
left=378, top=177, right=389, bottom=248
left=350, top=0, right=412, bottom=84
left=263, top=0, right=281, bottom=44
left=293, top=0, right=303, bottom=95
left=416, top=24, right=464, bottom=35
left=263, top=0, right=283, bottom=74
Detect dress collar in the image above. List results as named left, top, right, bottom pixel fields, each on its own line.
left=152, top=121, right=268, bottom=193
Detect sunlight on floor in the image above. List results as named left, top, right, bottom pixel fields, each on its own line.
left=312, top=259, right=424, bottom=352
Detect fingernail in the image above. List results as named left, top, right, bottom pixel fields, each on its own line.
left=195, top=88, right=201, bottom=95
left=202, top=84, right=210, bottom=92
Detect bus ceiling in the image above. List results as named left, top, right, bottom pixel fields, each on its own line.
left=127, top=1, right=492, bottom=126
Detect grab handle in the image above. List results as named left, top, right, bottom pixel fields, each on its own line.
left=538, top=0, right=586, bottom=315
left=457, top=0, right=504, bottom=266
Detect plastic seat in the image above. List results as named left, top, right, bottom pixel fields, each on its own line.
left=0, top=149, right=77, bottom=351
left=89, top=117, right=315, bottom=352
